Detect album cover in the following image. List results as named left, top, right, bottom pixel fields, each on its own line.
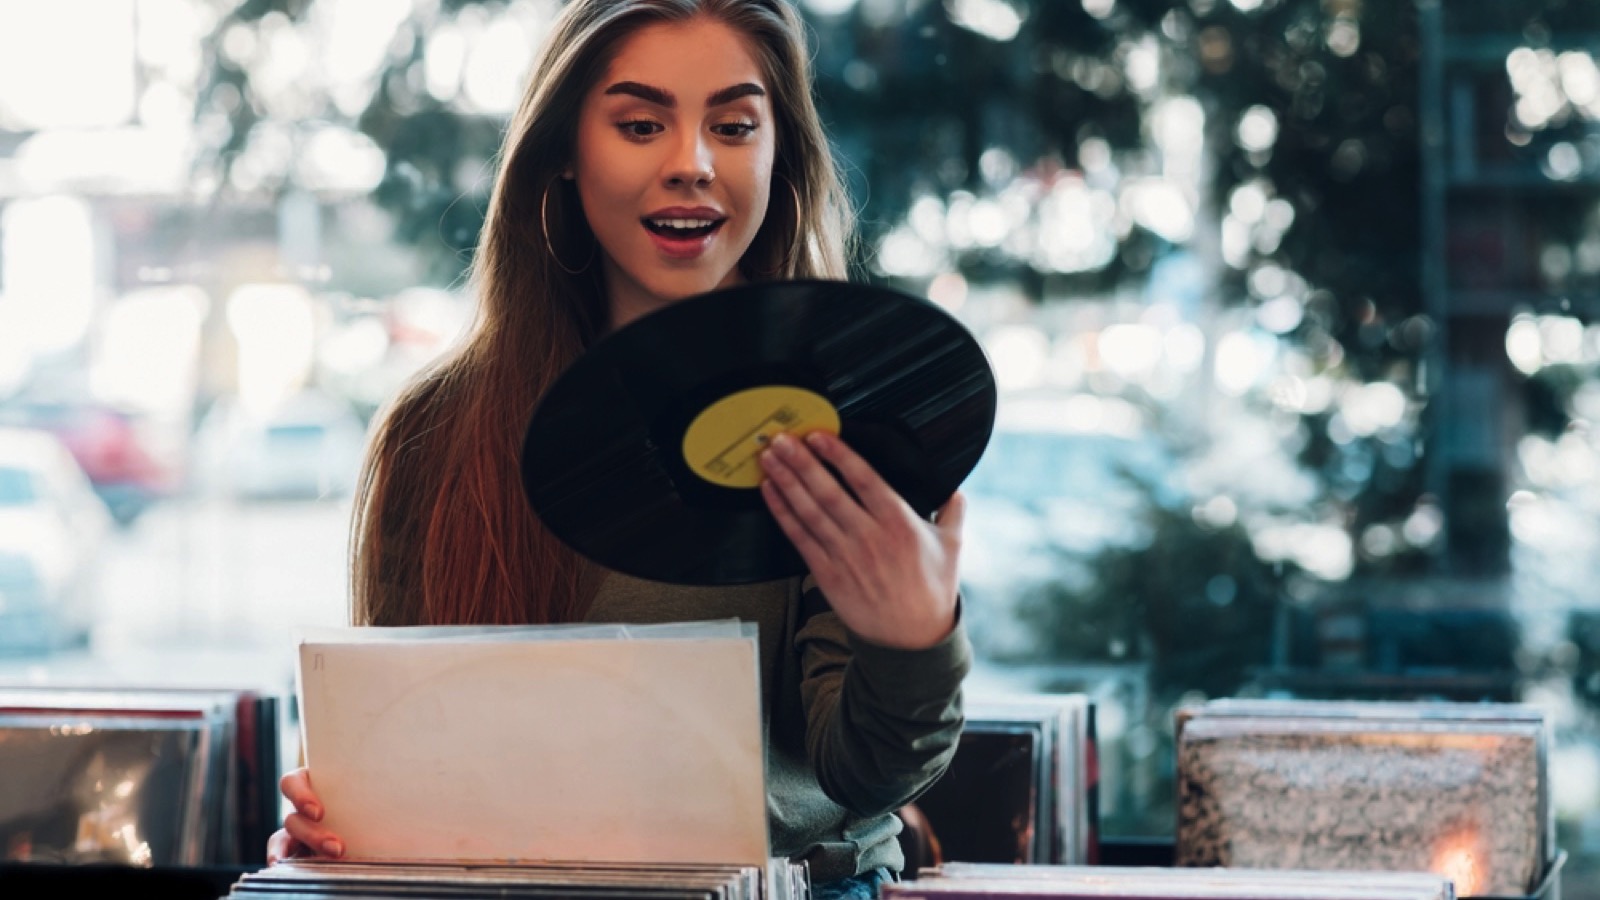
left=0, top=711, right=213, bottom=866
left=909, top=693, right=1095, bottom=871
left=972, top=693, right=1095, bottom=865
left=296, top=623, right=768, bottom=867
left=1176, top=713, right=1543, bottom=895
left=1176, top=695, right=1554, bottom=865
left=0, top=685, right=282, bottom=866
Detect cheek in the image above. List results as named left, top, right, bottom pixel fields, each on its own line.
left=733, top=146, right=777, bottom=231
left=572, top=126, right=645, bottom=210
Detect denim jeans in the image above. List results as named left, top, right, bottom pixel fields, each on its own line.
left=812, top=866, right=895, bottom=900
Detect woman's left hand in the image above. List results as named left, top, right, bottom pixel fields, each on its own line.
left=759, top=430, right=965, bottom=651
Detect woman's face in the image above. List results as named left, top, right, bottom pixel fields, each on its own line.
left=570, top=16, right=777, bottom=329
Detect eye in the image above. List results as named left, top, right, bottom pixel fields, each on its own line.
left=617, top=120, right=663, bottom=139
left=713, top=121, right=758, bottom=139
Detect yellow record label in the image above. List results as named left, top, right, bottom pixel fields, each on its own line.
left=682, top=386, right=841, bottom=488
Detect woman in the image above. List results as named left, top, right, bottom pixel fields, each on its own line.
left=269, top=2, right=970, bottom=896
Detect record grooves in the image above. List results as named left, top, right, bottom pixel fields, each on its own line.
left=521, top=280, right=998, bottom=586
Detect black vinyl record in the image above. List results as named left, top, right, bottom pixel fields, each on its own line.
left=520, top=279, right=997, bottom=586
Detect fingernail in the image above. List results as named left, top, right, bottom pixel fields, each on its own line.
left=772, top=433, right=796, bottom=456
left=305, top=803, right=323, bottom=822
left=805, top=431, right=826, bottom=448
left=322, top=839, right=343, bottom=858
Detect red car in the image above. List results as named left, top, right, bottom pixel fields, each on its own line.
left=0, top=401, right=178, bottom=526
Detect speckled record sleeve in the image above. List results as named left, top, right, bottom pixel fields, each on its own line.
left=1176, top=714, right=1543, bottom=896
left=1175, top=699, right=1554, bottom=880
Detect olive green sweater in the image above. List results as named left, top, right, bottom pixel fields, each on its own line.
left=582, top=571, right=971, bottom=882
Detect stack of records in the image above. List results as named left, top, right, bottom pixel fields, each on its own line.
left=0, top=685, right=280, bottom=867
left=1176, top=699, right=1552, bottom=897
left=227, top=858, right=810, bottom=900
left=910, top=694, right=1095, bottom=870
left=884, top=862, right=1454, bottom=899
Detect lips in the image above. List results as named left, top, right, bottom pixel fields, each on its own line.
left=642, top=207, right=727, bottom=260
left=643, top=218, right=723, bottom=239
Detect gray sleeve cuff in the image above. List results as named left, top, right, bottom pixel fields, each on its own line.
left=844, top=604, right=973, bottom=709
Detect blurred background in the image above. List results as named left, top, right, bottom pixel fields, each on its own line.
left=2, top=0, right=1599, bottom=892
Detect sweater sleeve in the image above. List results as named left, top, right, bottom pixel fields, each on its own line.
left=795, top=577, right=972, bottom=818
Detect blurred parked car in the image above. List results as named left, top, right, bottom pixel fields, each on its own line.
left=195, top=390, right=369, bottom=501
left=0, top=400, right=179, bottom=526
left=958, top=394, right=1179, bottom=658
left=0, top=427, right=113, bottom=653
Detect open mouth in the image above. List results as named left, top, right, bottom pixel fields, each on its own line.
left=642, top=218, right=725, bottom=240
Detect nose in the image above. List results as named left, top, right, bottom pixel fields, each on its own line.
left=663, top=128, right=715, bottom=189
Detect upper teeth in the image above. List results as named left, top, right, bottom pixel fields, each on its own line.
left=652, top=219, right=715, bottom=229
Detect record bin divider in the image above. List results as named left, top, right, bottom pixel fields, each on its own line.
left=1086, top=842, right=1566, bottom=900
left=1487, top=850, right=1565, bottom=900
left=221, top=856, right=809, bottom=900
left=0, top=846, right=1560, bottom=900
left=0, top=861, right=253, bottom=899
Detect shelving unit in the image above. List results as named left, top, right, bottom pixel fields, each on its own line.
left=1417, top=0, right=1600, bottom=574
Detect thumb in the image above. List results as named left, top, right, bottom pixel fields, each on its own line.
left=933, top=490, right=966, bottom=540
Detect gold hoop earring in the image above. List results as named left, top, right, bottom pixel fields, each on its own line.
left=757, top=175, right=804, bottom=278
left=541, top=178, right=595, bottom=275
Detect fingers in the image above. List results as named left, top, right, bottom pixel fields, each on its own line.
left=759, top=433, right=863, bottom=546
left=760, top=478, right=830, bottom=570
left=275, top=767, right=342, bottom=861
left=799, top=431, right=906, bottom=520
left=934, top=491, right=966, bottom=542
left=284, top=810, right=345, bottom=859
left=280, top=768, right=324, bottom=822
left=266, top=827, right=303, bottom=865
left=760, top=431, right=964, bottom=652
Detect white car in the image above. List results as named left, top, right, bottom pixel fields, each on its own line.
left=195, top=390, right=369, bottom=502
left=0, top=427, right=113, bottom=652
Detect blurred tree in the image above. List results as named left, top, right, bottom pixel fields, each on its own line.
left=1186, top=0, right=1431, bottom=575
left=1017, top=495, right=1290, bottom=703
left=805, top=0, right=1151, bottom=285
left=193, top=0, right=1165, bottom=287
left=196, top=0, right=504, bottom=286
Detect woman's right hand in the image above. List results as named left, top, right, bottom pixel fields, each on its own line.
left=266, top=767, right=346, bottom=864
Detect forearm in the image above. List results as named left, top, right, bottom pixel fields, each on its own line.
left=800, top=609, right=972, bottom=817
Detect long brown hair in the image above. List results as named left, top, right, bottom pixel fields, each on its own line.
left=350, top=0, right=853, bottom=627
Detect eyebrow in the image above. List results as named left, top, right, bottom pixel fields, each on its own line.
left=603, top=81, right=767, bottom=108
